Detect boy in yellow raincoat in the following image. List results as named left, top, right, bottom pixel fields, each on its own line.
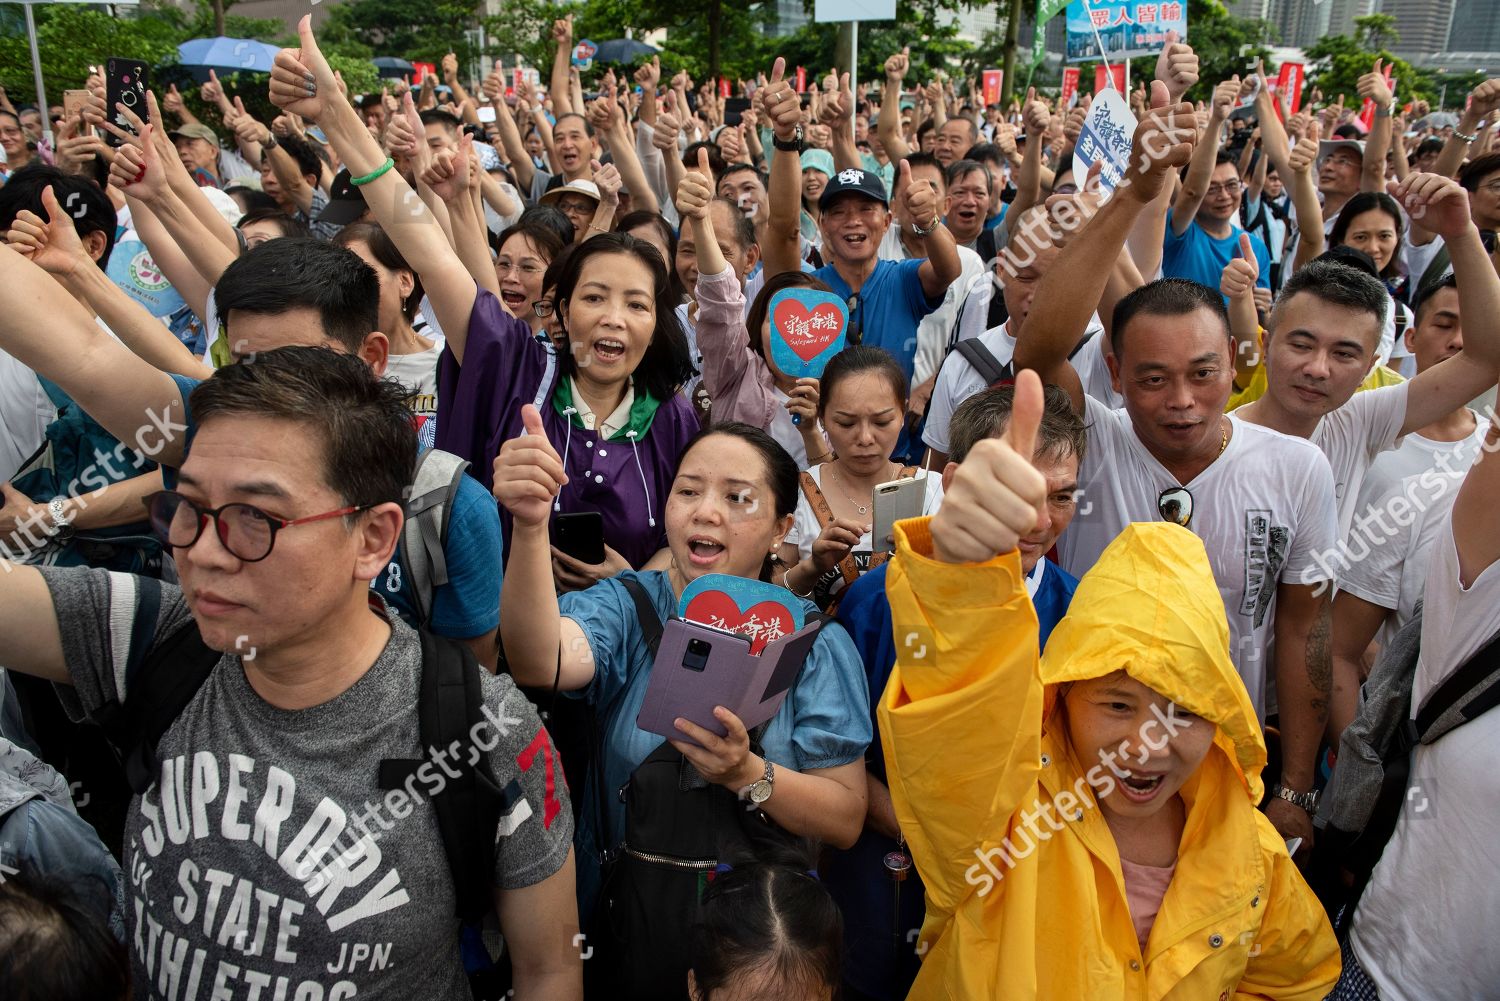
left=879, top=371, right=1340, bottom=1000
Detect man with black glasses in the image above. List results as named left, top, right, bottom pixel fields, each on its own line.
left=0, top=304, right=582, bottom=998
left=1015, top=89, right=1339, bottom=858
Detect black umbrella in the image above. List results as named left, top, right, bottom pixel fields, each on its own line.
left=373, top=56, right=417, bottom=79
left=593, top=38, right=659, bottom=64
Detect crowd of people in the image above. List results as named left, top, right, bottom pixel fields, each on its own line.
left=0, top=15, right=1498, bottom=1000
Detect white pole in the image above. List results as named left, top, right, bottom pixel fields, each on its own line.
left=24, top=2, right=52, bottom=146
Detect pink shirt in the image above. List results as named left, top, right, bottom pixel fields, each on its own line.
left=1120, top=857, right=1177, bottom=953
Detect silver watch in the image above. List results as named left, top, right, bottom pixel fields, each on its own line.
left=47, top=497, right=73, bottom=529
left=1272, top=783, right=1319, bottom=813
left=740, top=758, right=774, bottom=806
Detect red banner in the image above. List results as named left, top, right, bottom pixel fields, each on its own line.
left=982, top=69, right=1003, bottom=107
left=1060, top=67, right=1080, bottom=110
left=413, top=61, right=437, bottom=84
left=795, top=66, right=807, bottom=93
left=1357, top=64, right=1394, bottom=132
left=1276, top=62, right=1305, bottom=116
left=1094, top=64, right=1126, bottom=95
left=719, top=77, right=731, bottom=99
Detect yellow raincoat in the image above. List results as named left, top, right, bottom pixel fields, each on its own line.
left=878, top=519, right=1340, bottom=1001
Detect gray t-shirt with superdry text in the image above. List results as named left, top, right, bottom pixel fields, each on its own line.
left=39, top=566, right=572, bottom=1001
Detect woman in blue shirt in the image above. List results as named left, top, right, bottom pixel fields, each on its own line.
left=496, top=414, right=872, bottom=915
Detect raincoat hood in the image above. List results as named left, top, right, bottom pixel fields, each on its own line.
left=1039, top=522, right=1267, bottom=803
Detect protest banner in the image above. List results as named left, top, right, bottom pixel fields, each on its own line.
left=1061, top=67, right=1081, bottom=109
left=1066, top=0, right=1187, bottom=63
left=1094, top=63, right=1126, bottom=94
left=1276, top=61, right=1305, bottom=115
left=983, top=69, right=1004, bottom=106
left=1072, top=85, right=1136, bottom=194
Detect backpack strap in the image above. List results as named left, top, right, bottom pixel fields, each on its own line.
left=1413, top=627, right=1500, bottom=742
left=954, top=338, right=1011, bottom=388
left=399, top=449, right=471, bottom=628
left=96, top=578, right=221, bottom=795
left=378, top=630, right=501, bottom=925
left=620, top=577, right=664, bottom=658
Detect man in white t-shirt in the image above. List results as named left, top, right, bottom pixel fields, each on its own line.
left=1014, top=95, right=1338, bottom=853
left=1335, top=403, right=1500, bottom=1001
left=1235, top=174, right=1500, bottom=536
left=1327, top=272, right=1491, bottom=739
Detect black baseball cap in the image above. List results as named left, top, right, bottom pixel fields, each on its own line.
left=818, top=167, right=889, bottom=212
left=317, top=168, right=368, bottom=227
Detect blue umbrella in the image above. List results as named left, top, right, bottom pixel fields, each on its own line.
left=593, top=38, right=659, bottom=64
left=176, top=37, right=283, bottom=77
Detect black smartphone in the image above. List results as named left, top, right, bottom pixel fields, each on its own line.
left=552, top=511, right=605, bottom=565
left=105, top=57, right=150, bottom=148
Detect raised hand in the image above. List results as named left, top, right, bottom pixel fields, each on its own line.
left=420, top=131, right=474, bottom=202
left=442, top=51, right=459, bottom=84
left=383, top=96, right=419, bottom=158
left=162, top=83, right=185, bottom=117
left=493, top=404, right=566, bottom=528
left=1153, top=31, right=1199, bottom=103
left=760, top=57, right=801, bottom=141
left=269, top=15, right=337, bottom=123
left=1063, top=96, right=1090, bottom=146
left=200, top=69, right=224, bottom=107
left=107, top=124, right=167, bottom=202
left=818, top=71, right=852, bottom=129
left=1389, top=172, right=1473, bottom=240
left=231, top=96, right=271, bottom=144
left=1124, top=81, right=1198, bottom=204
left=1466, top=78, right=1500, bottom=121
left=1356, top=57, right=1393, bottom=110
left=897, top=158, right=940, bottom=233
left=1220, top=232, right=1259, bottom=301
left=884, top=47, right=910, bottom=84
left=785, top=377, right=819, bottom=425
left=675, top=146, right=715, bottom=220
left=930, top=369, right=1048, bottom=564
left=1211, top=75, right=1241, bottom=120
left=5, top=185, right=88, bottom=278
left=592, top=158, right=622, bottom=206
left=1022, top=86, right=1049, bottom=136
left=1287, top=120, right=1320, bottom=176
left=635, top=55, right=661, bottom=90
left=652, top=91, right=684, bottom=152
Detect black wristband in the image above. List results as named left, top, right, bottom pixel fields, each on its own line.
left=772, top=133, right=804, bottom=153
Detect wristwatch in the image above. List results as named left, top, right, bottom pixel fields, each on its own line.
left=262, top=132, right=279, bottom=149
left=910, top=217, right=939, bottom=237
left=1271, top=783, right=1319, bottom=813
left=46, top=497, right=74, bottom=541
left=772, top=124, right=804, bottom=154
left=740, top=758, right=775, bottom=806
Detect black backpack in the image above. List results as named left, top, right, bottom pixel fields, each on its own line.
left=584, top=579, right=821, bottom=1001
left=93, top=578, right=513, bottom=999
left=1310, top=608, right=1500, bottom=936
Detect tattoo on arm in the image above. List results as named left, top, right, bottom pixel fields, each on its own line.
left=1305, top=600, right=1332, bottom=720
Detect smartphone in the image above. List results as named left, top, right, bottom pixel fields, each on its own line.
left=872, top=475, right=928, bottom=553
left=63, top=90, right=93, bottom=137
left=552, top=511, right=605, bottom=565
left=104, top=57, right=149, bottom=148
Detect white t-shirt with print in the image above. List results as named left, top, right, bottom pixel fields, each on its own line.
left=1307, top=382, right=1409, bottom=536
left=385, top=337, right=444, bottom=448
left=922, top=314, right=1109, bottom=456
left=1352, top=517, right=1500, bottom=1000
left=1058, top=397, right=1339, bottom=717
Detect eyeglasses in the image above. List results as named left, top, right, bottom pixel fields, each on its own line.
left=144, top=490, right=374, bottom=563
left=1157, top=486, right=1194, bottom=529
left=1206, top=180, right=1242, bottom=197
left=532, top=299, right=555, bottom=318
left=497, top=260, right=546, bottom=277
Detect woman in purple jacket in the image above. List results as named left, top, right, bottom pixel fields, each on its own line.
left=438, top=233, right=699, bottom=584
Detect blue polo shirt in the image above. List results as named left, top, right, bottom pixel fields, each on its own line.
left=1162, top=209, right=1271, bottom=296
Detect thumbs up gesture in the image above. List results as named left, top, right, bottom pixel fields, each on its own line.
left=493, top=404, right=567, bottom=528
left=930, top=370, right=1050, bottom=564
left=1220, top=232, right=1260, bottom=301
left=269, top=14, right=336, bottom=123
left=897, top=158, right=940, bottom=235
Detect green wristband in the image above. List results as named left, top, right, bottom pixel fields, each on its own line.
left=350, top=157, right=395, bottom=186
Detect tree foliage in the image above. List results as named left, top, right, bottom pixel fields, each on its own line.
left=1303, top=16, right=1429, bottom=108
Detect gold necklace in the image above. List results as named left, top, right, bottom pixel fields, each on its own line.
left=1219, top=418, right=1229, bottom=455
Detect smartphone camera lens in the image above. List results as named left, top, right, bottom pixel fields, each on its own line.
left=683, top=638, right=711, bottom=672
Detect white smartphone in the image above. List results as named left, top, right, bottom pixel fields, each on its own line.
left=872, top=475, right=928, bottom=553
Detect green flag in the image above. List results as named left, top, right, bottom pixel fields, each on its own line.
left=1032, top=26, right=1047, bottom=64
left=1037, top=0, right=1070, bottom=25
